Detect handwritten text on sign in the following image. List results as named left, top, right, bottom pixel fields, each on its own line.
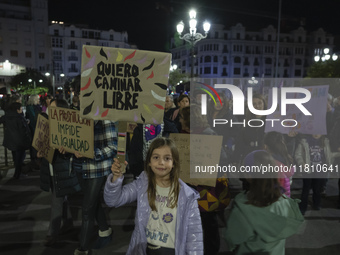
left=32, top=114, right=54, bottom=163
left=170, top=133, right=222, bottom=187
left=49, top=107, right=94, bottom=159
left=80, top=46, right=171, bottom=124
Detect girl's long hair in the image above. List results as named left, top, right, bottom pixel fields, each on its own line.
left=264, top=131, right=294, bottom=165
left=244, top=150, right=283, bottom=207
left=145, top=137, right=180, bottom=211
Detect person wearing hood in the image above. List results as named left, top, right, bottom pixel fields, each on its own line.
left=224, top=150, right=304, bottom=255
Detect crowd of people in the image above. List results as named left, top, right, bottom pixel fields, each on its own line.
left=1, top=89, right=340, bottom=255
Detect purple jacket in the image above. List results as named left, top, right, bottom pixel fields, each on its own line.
left=104, top=171, right=203, bottom=255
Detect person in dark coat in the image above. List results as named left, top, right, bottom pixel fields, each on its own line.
left=0, top=102, right=32, bottom=179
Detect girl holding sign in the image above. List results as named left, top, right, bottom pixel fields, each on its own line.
left=104, top=137, right=203, bottom=255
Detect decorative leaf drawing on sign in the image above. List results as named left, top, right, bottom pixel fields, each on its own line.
left=154, top=83, right=167, bottom=90
left=101, top=109, right=109, bottom=117
left=94, top=106, right=99, bottom=116
left=84, top=56, right=96, bottom=69
left=143, top=104, right=152, bottom=115
left=141, top=113, right=145, bottom=123
left=83, top=101, right=94, bottom=115
left=147, top=71, right=154, bottom=80
left=154, top=104, right=164, bottom=110
left=142, top=59, right=155, bottom=71
left=159, top=55, right=169, bottom=65
left=81, top=68, right=93, bottom=77
left=100, top=48, right=108, bottom=60
left=151, top=90, right=165, bottom=102
left=116, top=51, right=123, bottom=62
left=85, top=48, right=91, bottom=58
left=137, top=54, right=147, bottom=64
left=83, top=91, right=93, bottom=97
left=81, top=78, right=91, bottom=91
left=124, top=50, right=136, bottom=62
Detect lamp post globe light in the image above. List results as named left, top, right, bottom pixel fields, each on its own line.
left=314, top=48, right=338, bottom=62
left=176, top=9, right=210, bottom=78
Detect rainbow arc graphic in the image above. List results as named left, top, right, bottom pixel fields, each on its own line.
left=195, top=82, right=223, bottom=107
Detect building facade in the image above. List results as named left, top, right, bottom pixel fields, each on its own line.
left=171, top=23, right=336, bottom=86
left=0, top=0, right=50, bottom=89
left=0, top=0, right=134, bottom=92
left=49, top=22, right=134, bottom=87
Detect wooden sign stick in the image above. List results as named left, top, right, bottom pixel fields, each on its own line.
left=117, top=121, right=127, bottom=173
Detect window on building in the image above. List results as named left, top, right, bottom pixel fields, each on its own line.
left=215, top=32, right=218, bottom=38
left=71, top=30, right=75, bottom=37
left=110, top=34, right=114, bottom=41
left=86, top=42, right=91, bottom=45
left=268, top=35, right=272, bottom=41
left=265, top=58, right=272, bottom=64
left=39, top=53, right=45, bottom=59
left=182, top=60, right=186, bottom=66
left=213, top=67, right=218, bottom=74
left=213, top=56, right=218, bottom=62
left=54, top=29, right=59, bottom=36
left=234, top=68, right=240, bottom=75
left=25, top=51, right=31, bottom=58
left=204, top=56, right=211, bottom=62
left=244, top=67, right=249, bottom=76
left=82, top=30, right=88, bottom=38
left=318, top=37, right=321, bottom=43
left=234, top=56, right=241, bottom=63
left=295, top=59, right=302, bottom=65
left=10, top=50, right=18, bottom=57
left=236, top=33, right=240, bottom=39
left=295, top=47, right=303, bottom=54
left=233, top=45, right=243, bottom=52
left=52, top=38, right=63, bottom=48
left=294, top=69, right=301, bottom=76
left=265, top=68, right=271, bottom=75
left=53, top=50, right=62, bottom=60
left=224, top=33, right=228, bottom=40
left=204, top=67, right=211, bottom=74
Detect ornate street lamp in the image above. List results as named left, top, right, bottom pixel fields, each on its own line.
left=176, top=9, right=210, bottom=78
left=314, top=48, right=338, bottom=62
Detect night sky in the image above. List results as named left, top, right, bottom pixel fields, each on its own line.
left=48, top=0, right=340, bottom=52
